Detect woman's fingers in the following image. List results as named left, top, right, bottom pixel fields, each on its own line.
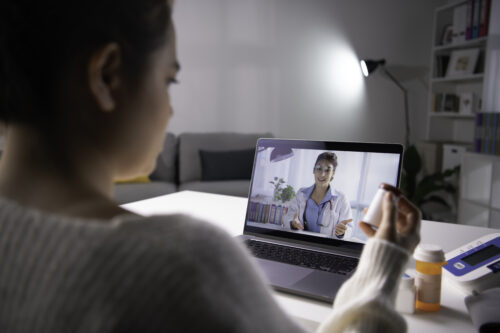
left=359, top=221, right=376, bottom=237
left=377, top=192, right=397, bottom=242
left=396, top=197, right=421, bottom=236
left=406, top=211, right=421, bottom=239
left=360, top=191, right=421, bottom=251
left=396, top=196, right=419, bottom=216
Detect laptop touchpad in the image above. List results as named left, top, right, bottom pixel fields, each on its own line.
left=257, top=258, right=312, bottom=287
left=292, top=270, right=348, bottom=299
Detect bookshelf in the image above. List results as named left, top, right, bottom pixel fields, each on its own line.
left=426, top=0, right=498, bottom=147
left=430, top=73, right=483, bottom=83
left=459, top=152, right=500, bottom=228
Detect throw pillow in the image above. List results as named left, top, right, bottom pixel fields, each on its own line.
left=199, top=148, right=255, bottom=181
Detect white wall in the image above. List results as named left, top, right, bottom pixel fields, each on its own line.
left=169, top=0, right=444, bottom=145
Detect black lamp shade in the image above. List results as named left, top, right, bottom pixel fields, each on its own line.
left=360, top=59, right=386, bottom=77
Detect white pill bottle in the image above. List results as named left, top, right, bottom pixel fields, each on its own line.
left=363, top=183, right=402, bottom=227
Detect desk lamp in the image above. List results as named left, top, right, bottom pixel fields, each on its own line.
left=270, top=147, right=294, bottom=162
left=360, top=59, right=410, bottom=148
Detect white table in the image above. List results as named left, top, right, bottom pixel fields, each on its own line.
left=123, top=190, right=498, bottom=332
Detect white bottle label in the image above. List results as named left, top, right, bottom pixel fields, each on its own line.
left=415, top=272, right=442, bottom=304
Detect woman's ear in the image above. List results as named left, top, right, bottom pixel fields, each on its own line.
left=88, top=43, right=122, bottom=112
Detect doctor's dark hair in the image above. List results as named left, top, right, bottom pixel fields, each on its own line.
left=0, top=0, right=171, bottom=125
left=314, top=152, right=338, bottom=171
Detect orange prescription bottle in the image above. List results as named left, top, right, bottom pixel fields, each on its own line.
left=413, top=244, right=447, bottom=311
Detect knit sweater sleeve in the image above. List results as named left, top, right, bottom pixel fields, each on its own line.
left=100, top=214, right=307, bottom=333
left=317, top=238, right=409, bottom=333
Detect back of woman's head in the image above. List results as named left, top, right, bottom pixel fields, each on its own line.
left=0, top=0, right=171, bottom=126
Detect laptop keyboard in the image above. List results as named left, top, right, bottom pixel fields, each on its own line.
left=245, top=239, right=358, bottom=275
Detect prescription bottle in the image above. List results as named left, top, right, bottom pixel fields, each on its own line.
left=395, top=273, right=416, bottom=314
left=363, top=183, right=402, bottom=227
left=413, top=244, right=446, bottom=311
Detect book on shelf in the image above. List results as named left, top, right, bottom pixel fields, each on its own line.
left=262, top=205, right=268, bottom=223
left=432, top=93, right=460, bottom=113
left=474, top=113, right=500, bottom=155
left=435, top=55, right=450, bottom=78
left=465, top=0, right=491, bottom=40
left=472, top=0, right=481, bottom=38
left=453, top=3, right=468, bottom=44
left=247, top=200, right=290, bottom=226
left=257, top=203, right=264, bottom=222
left=247, top=202, right=256, bottom=221
left=276, top=205, right=282, bottom=225
left=466, top=0, right=473, bottom=39
left=269, top=204, right=276, bottom=224
left=479, top=0, right=491, bottom=37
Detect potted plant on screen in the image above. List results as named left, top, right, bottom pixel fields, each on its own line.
left=270, top=177, right=296, bottom=203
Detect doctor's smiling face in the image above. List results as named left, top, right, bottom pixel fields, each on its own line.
left=313, top=160, right=335, bottom=189
left=312, top=152, right=338, bottom=190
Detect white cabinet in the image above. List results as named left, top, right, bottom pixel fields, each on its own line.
left=459, top=152, right=500, bottom=227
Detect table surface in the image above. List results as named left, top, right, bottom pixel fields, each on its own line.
left=122, top=190, right=499, bottom=333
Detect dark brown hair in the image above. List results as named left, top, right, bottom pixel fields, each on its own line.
left=0, top=0, right=171, bottom=125
left=314, top=152, right=338, bottom=171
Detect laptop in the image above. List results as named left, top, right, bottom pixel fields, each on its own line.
left=238, top=138, right=403, bottom=303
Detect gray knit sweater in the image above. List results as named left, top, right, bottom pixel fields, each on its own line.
left=0, top=197, right=410, bottom=333
left=0, top=198, right=306, bottom=332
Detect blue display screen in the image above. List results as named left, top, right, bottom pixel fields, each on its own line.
left=462, top=245, right=500, bottom=266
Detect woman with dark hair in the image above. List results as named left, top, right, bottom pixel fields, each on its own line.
left=0, top=1, right=420, bottom=332
left=288, top=152, right=353, bottom=239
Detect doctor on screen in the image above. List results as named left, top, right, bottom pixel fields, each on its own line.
left=287, top=152, right=353, bottom=239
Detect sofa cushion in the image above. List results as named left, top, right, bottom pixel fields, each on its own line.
left=150, top=133, right=177, bottom=183
left=178, top=132, right=272, bottom=184
left=199, top=148, right=255, bottom=181
left=114, top=182, right=177, bottom=204
left=179, top=180, right=251, bottom=198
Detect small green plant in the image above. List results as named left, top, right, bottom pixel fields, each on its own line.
left=281, top=185, right=296, bottom=202
left=269, top=177, right=296, bottom=203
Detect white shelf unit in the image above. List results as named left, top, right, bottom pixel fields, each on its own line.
left=426, top=0, right=499, bottom=145
left=459, top=152, right=500, bottom=228
left=428, top=112, right=475, bottom=119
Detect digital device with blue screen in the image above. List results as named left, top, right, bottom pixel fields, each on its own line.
left=443, top=233, right=500, bottom=294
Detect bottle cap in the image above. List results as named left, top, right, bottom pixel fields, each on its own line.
left=413, top=244, right=445, bottom=263
left=400, top=274, right=415, bottom=288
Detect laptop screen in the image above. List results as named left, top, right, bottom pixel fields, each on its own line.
left=244, top=139, right=403, bottom=246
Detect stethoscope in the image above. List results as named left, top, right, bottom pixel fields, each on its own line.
left=303, top=197, right=334, bottom=229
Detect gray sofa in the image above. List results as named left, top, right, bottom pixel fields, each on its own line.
left=114, top=132, right=272, bottom=204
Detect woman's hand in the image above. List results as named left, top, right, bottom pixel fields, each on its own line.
left=359, top=192, right=421, bottom=253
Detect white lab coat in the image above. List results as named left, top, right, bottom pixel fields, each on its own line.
left=285, top=186, right=353, bottom=239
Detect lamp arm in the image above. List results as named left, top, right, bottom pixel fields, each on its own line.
left=383, top=67, right=411, bottom=148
